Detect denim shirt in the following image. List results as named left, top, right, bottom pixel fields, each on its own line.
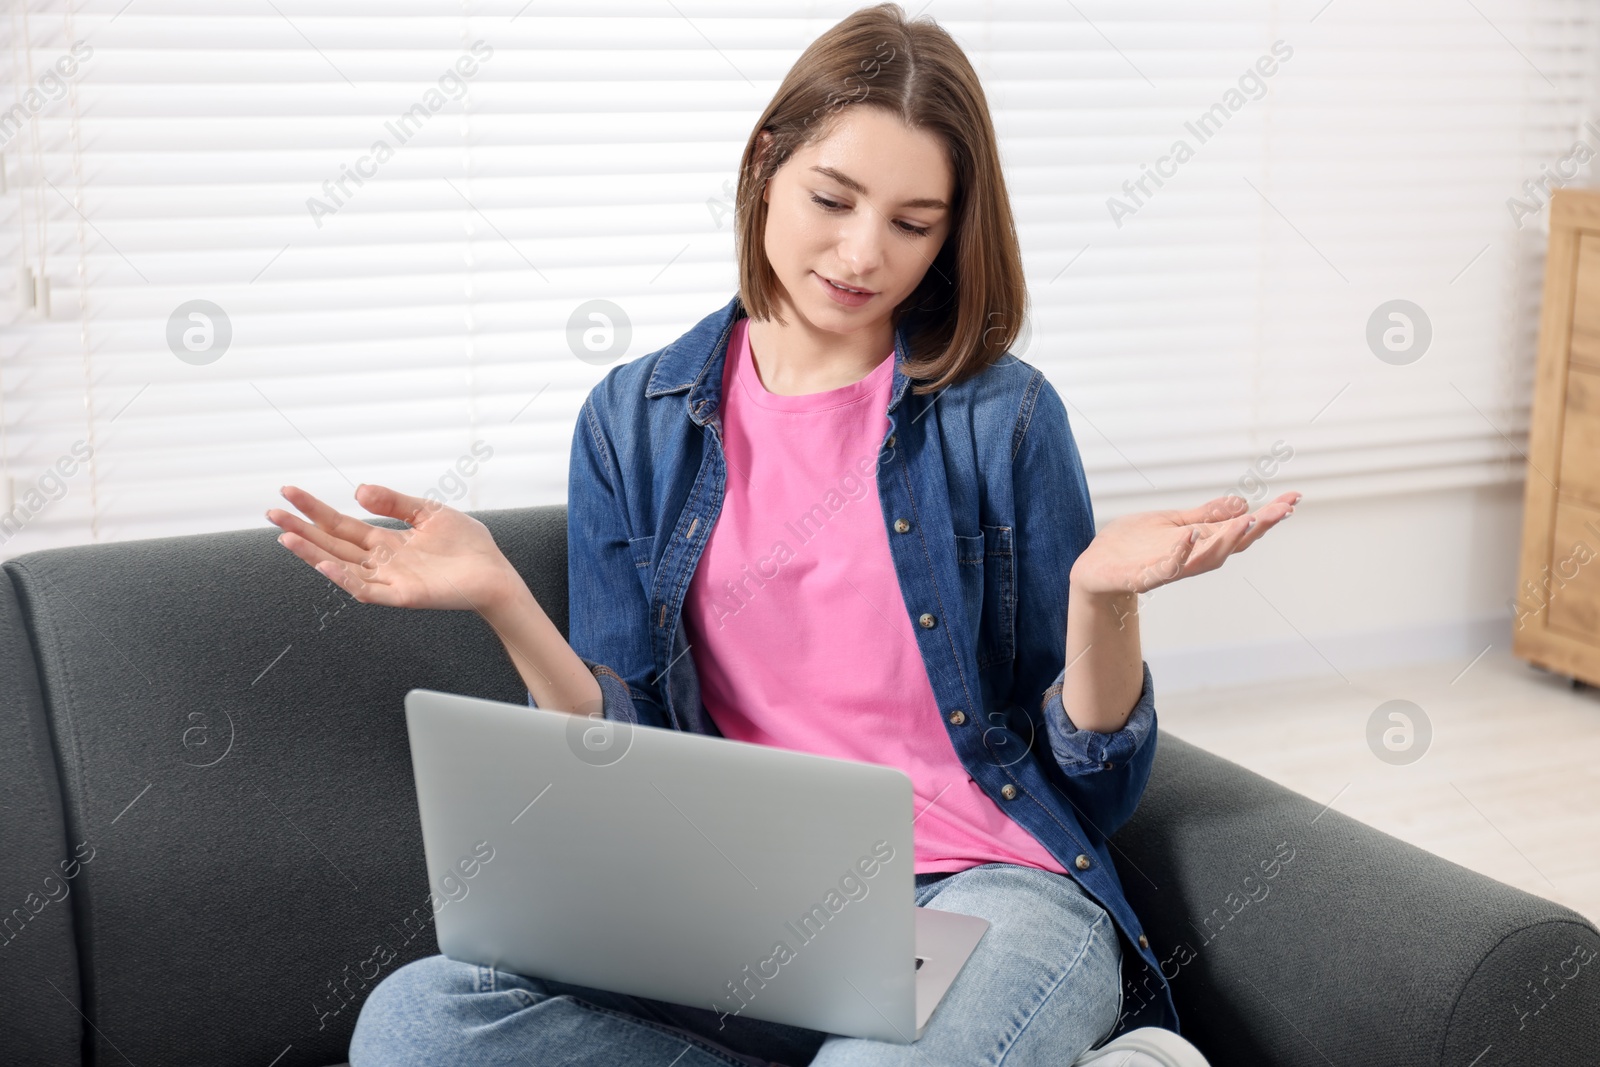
left=532, top=293, right=1178, bottom=1035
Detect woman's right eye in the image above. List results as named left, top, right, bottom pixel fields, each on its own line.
left=810, top=193, right=845, bottom=211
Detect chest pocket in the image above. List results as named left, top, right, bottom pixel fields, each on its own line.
left=628, top=533, right=655, bottom=602
left=954, top=524, right=1015, bottom=671
left=628, top=533, right=655, bottom=569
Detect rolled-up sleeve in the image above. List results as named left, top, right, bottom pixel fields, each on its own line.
left=526, top=657, right=642, bottom=723
left=1041, top=658, right=1157, bottom=773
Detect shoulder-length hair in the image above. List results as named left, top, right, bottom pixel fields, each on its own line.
left=733, top=2, right=1027, bottom=396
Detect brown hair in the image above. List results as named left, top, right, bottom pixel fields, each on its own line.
left=733, top=2, right=1027, bottom=396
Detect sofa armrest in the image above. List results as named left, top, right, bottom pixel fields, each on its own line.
left=0, top=568, right=84, bottom=1066
left=1111, top=730, right=1600, bottom=1066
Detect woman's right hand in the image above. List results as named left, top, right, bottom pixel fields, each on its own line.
left=267, top=483, right=521, bottom=616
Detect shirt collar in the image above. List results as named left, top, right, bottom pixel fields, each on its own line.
left=645, top=292, right=919, bottom=426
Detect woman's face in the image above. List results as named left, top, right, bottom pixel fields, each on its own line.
left=759, top=106, right=954, bottom=337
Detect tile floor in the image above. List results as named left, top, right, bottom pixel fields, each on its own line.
left=1155, top=645, right=1600, bottom=924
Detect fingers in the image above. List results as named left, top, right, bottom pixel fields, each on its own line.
left=1172, top=494, right=1251, bottom=526
left=1242, top=493, right=1298, bottom=544
left=269, top=485, right=384, bottom=552
left=1240, top=492, right=1299, bottom=544
left=265, top=485, right=428, bottom=610
left=1189, top=510, right=1257, bottom=562
left=1192, top=491, right=1301, bottom=559
left=274, top=521, right=369, bottom=567
left=350, top=482, right=447, bottom=526
left=271, top=510, right=371, bottom=565
left=268, top=485, right=402, bottom=577
left=268, top=488, right=380, bottom=568
left=1175, top=489, right=1302, bottom=528
left=1231, top=509, right=1278, bottom=552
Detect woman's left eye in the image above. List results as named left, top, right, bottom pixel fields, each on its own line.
left=809, top=194, right=931, bottom=237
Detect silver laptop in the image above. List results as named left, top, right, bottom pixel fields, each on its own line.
left=403, top=688, right=989, bottom=1044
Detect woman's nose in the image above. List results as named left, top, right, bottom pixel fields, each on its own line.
left=838, top=212, right=888, bottom=276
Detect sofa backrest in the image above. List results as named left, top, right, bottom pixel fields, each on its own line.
left=0, top=504, right=568, bottom=1067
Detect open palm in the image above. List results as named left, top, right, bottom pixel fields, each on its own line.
left=1069, top=491, right=1300, bottom=598
left=266, top=483, right=516, bottom=613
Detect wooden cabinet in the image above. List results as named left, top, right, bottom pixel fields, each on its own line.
left=1515, top=189, right=1600, bottom=682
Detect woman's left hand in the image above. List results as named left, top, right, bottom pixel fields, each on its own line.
left=1069, top=490, right=1301, bottom=598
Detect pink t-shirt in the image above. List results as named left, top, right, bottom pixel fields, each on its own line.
left=682, top=316, right=1069, bottom=876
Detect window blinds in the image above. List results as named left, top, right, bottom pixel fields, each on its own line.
left=3, top=0, right=1598, bottom=556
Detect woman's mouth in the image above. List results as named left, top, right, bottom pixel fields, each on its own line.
left=815, top=272, right=876, bottom=308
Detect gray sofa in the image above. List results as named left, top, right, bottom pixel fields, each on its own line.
left=3, top=504, right=1596, bottom=1066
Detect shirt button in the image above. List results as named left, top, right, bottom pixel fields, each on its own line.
left=1138, top=934, right=1150, bottom=950
left=894, top=518, right=911, bottom=533
left=948, top=709, right=966, bottom=725
left=1074, top=854, right=1092, bottom=871
left=1102, top=761, right=1114, bottom=770
left=886, top=433, right=897, bottom=448
left=1000, top=783, right=1017, bottom=800
left=918, top=613, right=936, bottom=628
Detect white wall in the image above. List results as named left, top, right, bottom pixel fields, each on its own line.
left=1138, top=481, right=1526, bottom=692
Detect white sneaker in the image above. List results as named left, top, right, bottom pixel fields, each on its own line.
left=1071, top=1026, right=1211, bottom=1067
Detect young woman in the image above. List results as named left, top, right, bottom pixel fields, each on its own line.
left=269, top=6, right=1295, bottom=1065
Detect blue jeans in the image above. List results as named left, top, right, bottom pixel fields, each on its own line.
left=349, top=862, right=1123, bottom=1066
